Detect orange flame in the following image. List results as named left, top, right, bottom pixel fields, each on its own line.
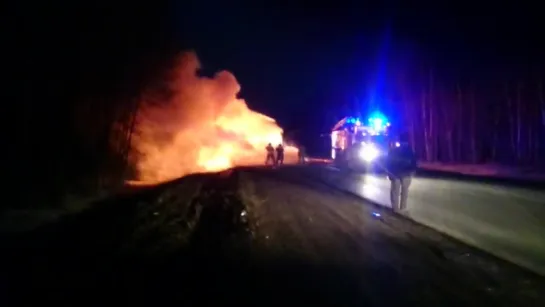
left=130, top=52, right=297, bottom=183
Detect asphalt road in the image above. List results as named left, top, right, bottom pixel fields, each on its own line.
left=3, top=167, right=545, bottom=306
left=304, top=164, right=545, bottom=275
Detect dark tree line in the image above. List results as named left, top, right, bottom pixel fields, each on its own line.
left=396, top=69, right=545, bottom=166
left=6, top=2, right=179, bottom=209
left=328, top=64, right=545, bottom=168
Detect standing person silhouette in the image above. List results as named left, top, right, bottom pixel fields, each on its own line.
left=275, top=144, right=284, bottom=166
left=298, top=145, right=306, bottom=164
left=386, top=134, right=417, bottom=212
left=265, top=143, right=276, bottom=166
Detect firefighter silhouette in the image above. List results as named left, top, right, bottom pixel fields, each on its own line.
left=265, top=143, right=275, bottom=165
left=276, top=144, right=284, bottom=165
left=298, top=145, right=306, bottom=164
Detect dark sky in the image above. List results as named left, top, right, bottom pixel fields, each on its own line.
left=7, top=1, right=545, bottom=135
left=174, top=1, right=545, bottom=132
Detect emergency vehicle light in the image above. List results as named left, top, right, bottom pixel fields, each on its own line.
left=346, top=117, right=362, bottom=125
left=368, top=111, right=389, bottom=128
left=359, top=144, right=380, bottom=162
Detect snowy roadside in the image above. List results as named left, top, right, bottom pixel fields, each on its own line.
left=419, top=162, right=545, bottom=182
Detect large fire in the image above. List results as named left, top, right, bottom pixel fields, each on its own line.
left=130, top=52, right=297, bottom=183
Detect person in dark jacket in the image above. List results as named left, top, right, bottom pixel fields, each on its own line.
left=297, top=145, right=306, bottom=164
left=275, top=144, right=284, bottom=166
left=386, top=134, right=417, bottom=212
left=265, top=143, right=276, bottom=165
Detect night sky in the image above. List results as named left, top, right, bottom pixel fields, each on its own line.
left=6, top=1, right=545, bottom=143
left=175, top=2, right=544, bottom=132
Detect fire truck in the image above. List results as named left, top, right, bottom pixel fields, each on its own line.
left=330, top=113, right=395, bottom=172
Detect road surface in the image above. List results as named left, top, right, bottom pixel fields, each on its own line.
left=2, top=167, right=545, bottom=306
left=304, top=164, right=545, bottom=275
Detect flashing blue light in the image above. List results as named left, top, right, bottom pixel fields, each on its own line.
left=371, top=212, right=381, bottom=217
left=346, top=117, right=362, bottom=125
left=368, top=111, right=389, bottom=130
left=372, top=118, right=383, bottom=129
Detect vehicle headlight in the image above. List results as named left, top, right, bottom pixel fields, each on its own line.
left=359, top=145, right=380, bottom=162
